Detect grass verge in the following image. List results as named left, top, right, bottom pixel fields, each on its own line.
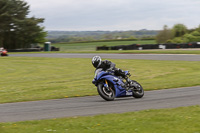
left=0, top=57, right=200, bottom=103
left=0, top=105, right=200, bottom=133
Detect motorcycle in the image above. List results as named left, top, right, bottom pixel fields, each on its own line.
left=0, top=49, right=8, bottom=56
left=92, top=68, right=144, bottom=101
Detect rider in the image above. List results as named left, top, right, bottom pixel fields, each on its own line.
left=91, top=55, right=130, bottom=81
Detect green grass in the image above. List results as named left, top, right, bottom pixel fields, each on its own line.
left=1, top=105, right=200, bottom=133
left=0, top=57, right=200, bottom=103
left=52, top=40, right=156, bottom=51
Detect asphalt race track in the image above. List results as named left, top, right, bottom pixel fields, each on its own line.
left=1, top=53, right=199, bottom=122
left=0, top=86, right=200, bottom=122
left=10, top=53, right=200, bottom=61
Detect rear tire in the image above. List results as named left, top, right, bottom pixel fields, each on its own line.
left=97, top=83, right=115, bottom=101
left=131, top=80, right=144, bottom=98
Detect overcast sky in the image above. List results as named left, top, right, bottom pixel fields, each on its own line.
left=24, top=0, right=200, bottom=31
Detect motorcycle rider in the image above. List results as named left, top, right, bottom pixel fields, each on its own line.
left=92, top=56, right=132, bottom=89
left=0, top=47, right=8, bottom=56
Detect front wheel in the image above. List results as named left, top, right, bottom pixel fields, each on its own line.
left=97, top=83, right=115, bottom=101
left=131, top=80, right=144, bottom=98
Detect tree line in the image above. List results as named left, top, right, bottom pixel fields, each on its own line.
left=0, top=0, right=46, bottom=49
left=156, top=24, right=200, bottom=44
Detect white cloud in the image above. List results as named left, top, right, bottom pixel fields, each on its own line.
left=24, top=0, right=200, bottom=31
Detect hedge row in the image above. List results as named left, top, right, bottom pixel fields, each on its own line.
left=96, top=42, right=200, bottom=50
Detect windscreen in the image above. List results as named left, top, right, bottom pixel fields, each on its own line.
left=94, top=68, right=103, bottom=78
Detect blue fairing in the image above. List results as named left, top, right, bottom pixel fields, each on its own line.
left=93, top=69, right=132, bottom=97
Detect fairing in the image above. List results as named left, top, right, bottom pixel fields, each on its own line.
left=93, top=69, right=132, bottom=97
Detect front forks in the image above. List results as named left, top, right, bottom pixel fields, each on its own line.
left=104, top=80, right=112, bottom=91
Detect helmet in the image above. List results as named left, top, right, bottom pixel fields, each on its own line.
left=92, top=56, right=101, bottom=68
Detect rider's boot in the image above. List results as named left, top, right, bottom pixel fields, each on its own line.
left=115, top=69, right=134, bottom=91
left=118, top=70, right=132, bottom=91
left=125, top=76, right=139, bottom=90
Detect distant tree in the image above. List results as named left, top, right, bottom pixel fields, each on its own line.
left=0, top=0, right=46, bottom=49
left=195, top=25, right=200, bottom=32
left=156, top=25, right=174, bottom=43
left=182, top=31, right=200, bottom=42
left=167, top=27, right=200, bottom=43
left=172, top=24, right=187, bottom=37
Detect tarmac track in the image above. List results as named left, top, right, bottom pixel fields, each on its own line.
left=0, top=53, right=199, bottom=122
left=0, top=86, right=200, bottom=122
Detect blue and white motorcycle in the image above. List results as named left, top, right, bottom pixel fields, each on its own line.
left=92, top=68, right=144, bottom=101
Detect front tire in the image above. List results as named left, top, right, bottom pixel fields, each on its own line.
left=97, top=83, right=115, bottom=101
left=131, top=80, right=144, bottom=98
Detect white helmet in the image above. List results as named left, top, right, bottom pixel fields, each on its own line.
left=92, top=56, right=101, bottom=68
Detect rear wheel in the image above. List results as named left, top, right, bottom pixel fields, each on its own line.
left=131, top=80, right=144, bottom=98
left=97, top=82, right=115, bottom=101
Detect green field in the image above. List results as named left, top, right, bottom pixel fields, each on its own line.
left=37, top=39, right=200, bottom=54
left=0, top=57, right=200, bottom=103
left=52, top=40, right=156, bottom=51
left=1, top=105, right=200, bottom=133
